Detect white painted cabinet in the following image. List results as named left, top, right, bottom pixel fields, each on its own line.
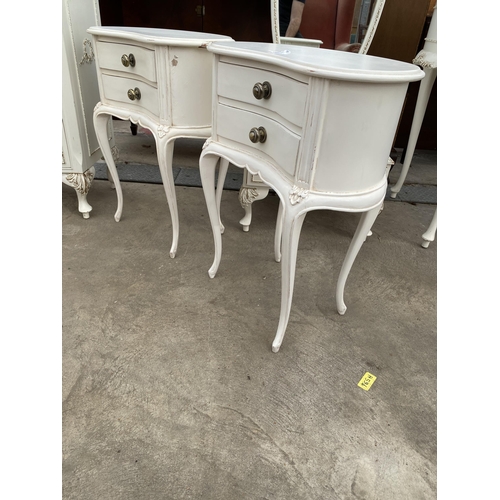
left=62, top=0, right=115, bottom=218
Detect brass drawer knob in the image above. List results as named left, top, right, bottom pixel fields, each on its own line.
left=252, top=81, right=272, bottom=100
left=127, top=87, right=141, bottom=101
left=249, top=126, right=267, bottom=144
left=121, top=53, right=136, bottom=67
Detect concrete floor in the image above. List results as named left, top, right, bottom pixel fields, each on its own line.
left=62, top=121, right=437, bottom=499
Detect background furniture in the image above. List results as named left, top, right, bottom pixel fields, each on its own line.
left=88, top=26, right=232, bottom=258
left=299, top=0, right=384, bottom=50
left=368, top=0, right=436, bottom=150
left=98, top=0, right=273, bottom=43
left=390, top=5, right=436, bottom=198
left=200, top=41, right=423, bottom=352
left=271, top=0, right=323, bottom=47
left=62, top=0, right=115, bottom=219
left=390, top=5, right=436, bottom=248
left=238, top=0, right=386, bottom=233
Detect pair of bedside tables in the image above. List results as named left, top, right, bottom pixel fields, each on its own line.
left=88, top=26, right=423, bottom=351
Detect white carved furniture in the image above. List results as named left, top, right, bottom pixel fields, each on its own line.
left=62, top=0, right=115, bottom=219
left=271, top=0, right=323, bottom=47
left=390, top=6, right=437, bottom=248
left=88, top=27, right=232, bottom=257
left=200, top=41, right=423, bottom=352
left=238, top=0, right=387, bottom=232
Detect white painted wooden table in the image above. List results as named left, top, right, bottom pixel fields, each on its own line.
left=200, top=41, right=423, bottom=352
left=88, top=27, right=232, bottom=257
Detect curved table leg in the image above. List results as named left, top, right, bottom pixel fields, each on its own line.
left=156, top=136, right=180, bottom=258
left=421, top=208, right=437, bottom=248
left=62, top=166, right=95, bottom=219
left=200, top=152, right=224, bottom=278
left=274, top=200, right=284, bottom=263
left=238, top=184, right=270, bottom=232
left=272, top=207, right=307, bottom=353
left=94, top=112, right=123, bottom=222
left=336, top=203, right=382, bottom=315
left=216, top=158, right=229, bottom=234
left=390, top=67, right=437, bottom=198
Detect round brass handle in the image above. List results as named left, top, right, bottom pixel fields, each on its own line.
left=252, top=81, right=272, bottom=100
left=127, top=87, right=141, bottom=101
left=249, top=126, right=267, bottom=144
left=121, top=53, right=136, bottom=67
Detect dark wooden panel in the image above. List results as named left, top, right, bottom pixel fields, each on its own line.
left=367, top=0, right=431, bottom=63
left=98, top=0, right=124, bottom=26
left=119, top=0, right=203, bottom=30
left=203, top=0, right=272, bottom=42
left=299, top=0, right=338, bottom=49
left=99, top=1, right=271, bottom=40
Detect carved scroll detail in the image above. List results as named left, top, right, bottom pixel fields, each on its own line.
left=413, top=51, right=437, bottom=69
left=157, top=125, right=171, bottom=138
left=289, top=186, right=309, bottom=205
left=79, top=39, right=95, bottom=65
left=111, top=145, right=120, bottom=162
left=239, top=187, right=260, bottom=207
left=64, top=168, right=95, bottom=195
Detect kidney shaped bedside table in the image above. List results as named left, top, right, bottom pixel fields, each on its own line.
left=87, top=27, right=233, bottom=257
left=199, top=41, right=424, bottom=352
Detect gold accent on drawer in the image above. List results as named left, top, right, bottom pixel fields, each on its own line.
left=121, top=53, right=136, bottom=67
left=249, top=126, right=267, bottom=143
left=127, top=87, right=141, bottom=101
left=252, top=81, right=272, bottom=100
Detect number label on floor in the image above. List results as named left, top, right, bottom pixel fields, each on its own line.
left=358, top=372, right=377, bottom=391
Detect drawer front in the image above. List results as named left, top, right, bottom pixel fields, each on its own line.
left=217, top=104, right=300, bottom=178
left=217, top=62, right=308, bottom=128
left=101, top=74, right=159, bottom=118
left=96, top=41, right=157, bottom=83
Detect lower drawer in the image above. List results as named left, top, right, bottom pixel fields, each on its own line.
left=216, top=104, right=301, bottom=178
left=101, top=74, right=159, bottom=118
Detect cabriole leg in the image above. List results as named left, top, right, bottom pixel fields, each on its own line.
left=238, top=184, right=270, bottom=232
left=421, top=208, right=437, bottom=248
left=200, top=153, right=224, bottom=278
left=336, top=204, right=382, bottom=315
left=94, top=112, right=123, bottom=222
left=274, top=200, right=284, bottom=263
left=157, top=137, right=179, bottom=258
left=216, top=158, right=229, bottom=234
left=272, top=209, right=306, bottom=353
left=62, top=166, right=95, bottom=219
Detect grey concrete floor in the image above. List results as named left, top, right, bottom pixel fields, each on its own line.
left=62, top=120, right=437, bottom=499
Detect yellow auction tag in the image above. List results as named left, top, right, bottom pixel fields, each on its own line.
left=358, top=372, right=377, bottom=391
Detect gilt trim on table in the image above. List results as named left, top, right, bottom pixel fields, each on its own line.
left=79, top=39, right=95, bottom=65
left=64, top=167, right=95, bottom=194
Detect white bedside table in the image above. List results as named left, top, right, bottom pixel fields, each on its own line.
left=88, top=27, right=232, bottom=257
left=200, top=41, right=423, bottom=351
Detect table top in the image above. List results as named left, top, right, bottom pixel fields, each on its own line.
left=87, top=26, right=233, bottom=46
left=208, top=41, right=424, bottom=83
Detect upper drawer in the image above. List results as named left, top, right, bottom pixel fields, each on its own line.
left=96, top=41, right=157, bottom=83
left=217, top=62, right=308, bottom=128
